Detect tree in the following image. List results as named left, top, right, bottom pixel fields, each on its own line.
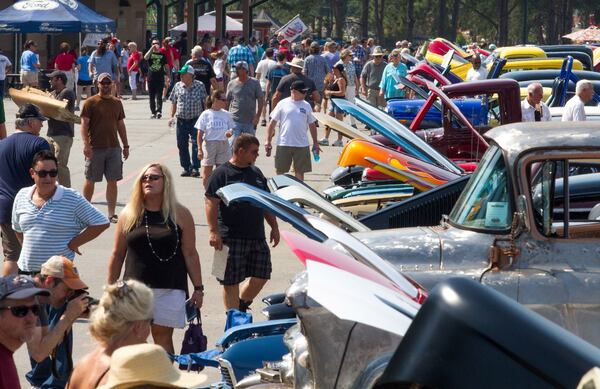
left=361, top=0, right=369, bottom=38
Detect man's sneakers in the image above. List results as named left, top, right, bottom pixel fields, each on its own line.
left=191, top=169, right=200, bottom=178
left=156, top=112, right=162, bottom=119
left=318, top=138, right=329, bottom=146
left=181, top=169, right=200, bottom=177
left=150, top=113, right=156, bottom=119
left=332, top=139, right=344, bottom=147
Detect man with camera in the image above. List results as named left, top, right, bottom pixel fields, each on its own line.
left=26, top=255, right=91, bottom=388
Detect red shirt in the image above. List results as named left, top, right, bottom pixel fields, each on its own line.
left=127, top=51, right=141, bottom=72
left=160, top=46, right=180, bottom=69
left=0, top=343, right=20, bottom=389
left=54, top=52, right=76, bottom=71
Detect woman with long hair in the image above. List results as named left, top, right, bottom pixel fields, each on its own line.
left=66, top=280, right=153, bottom=388
left=195, top=90, right=234, bottom=187
left=107, top=163, right=204, bottom=353
left=319, top=63, right=347, bottom=147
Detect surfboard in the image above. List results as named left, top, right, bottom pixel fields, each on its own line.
left=9, top=87, right=81, bottom=124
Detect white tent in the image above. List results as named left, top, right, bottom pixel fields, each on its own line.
left=170, top=12, right=242, bottom=34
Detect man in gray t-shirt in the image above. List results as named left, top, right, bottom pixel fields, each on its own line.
left=226, top=61, right=264, bottom=139
left=47, top=71, right=76, bottom=188
left=360, top=47, right=387, bottom=108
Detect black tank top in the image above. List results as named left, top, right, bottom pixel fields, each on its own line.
left=123, top=210, right=187, bottom=290
left=328, top=78, right=345, bottom=98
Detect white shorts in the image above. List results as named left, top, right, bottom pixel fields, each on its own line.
left=152, top=288, right=186, bottom=328
left=128, top=71, right=138, bottom=91
left=202, top=140, right=231, bottom=166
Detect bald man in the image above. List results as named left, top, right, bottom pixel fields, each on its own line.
left=521, top=82, right=551, bottom=122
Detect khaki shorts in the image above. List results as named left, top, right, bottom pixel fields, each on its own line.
left=275, top=145, right=311, bottom=174
left=1, top=223, right=21, bottom=262
left=20, top=70, right=38, bottom=87
left=367, top=88, right=386, bottom=108
left=202, top=140, right=231, bottom=167
left=85, top=147, right=123, bottom=182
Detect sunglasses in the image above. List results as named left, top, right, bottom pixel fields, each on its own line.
left=390, top=54, right=399, bottom=58
left=0, top=304, right=41, bottom=317
left=100, top=81, right=112, bottom=85
left=142, top=174, right=163, bottom=182
left=34, top=169, right=58, bottom=178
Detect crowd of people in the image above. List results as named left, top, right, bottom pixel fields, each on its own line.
left=0, top=29, right=597, bottom=388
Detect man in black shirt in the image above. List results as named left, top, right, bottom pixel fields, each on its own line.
left=186, top=45, right=216, bottom=95
left=205, top=134, right=279, bottom=312
left=272, top=57, right=321, bottom=111
left=144, top=39, right=169, bottom=118
left=47, top=71, right=75, bottom=187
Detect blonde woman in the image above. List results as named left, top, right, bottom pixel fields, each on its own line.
left=107, top=163, right=204, bottom=353
left=66, top=280, right=153, bottom=388
left=126, top=42, right=141, bottom=100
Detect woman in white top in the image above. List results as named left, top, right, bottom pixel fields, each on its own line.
left=195, top=90, right=234, bottom=187
left=212, top=51, right=227, bottom=91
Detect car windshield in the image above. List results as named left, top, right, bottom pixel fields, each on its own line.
left=449, top=146, right=512, bottom=231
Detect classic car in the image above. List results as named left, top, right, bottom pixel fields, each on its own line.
left=218, top=122, right=600, bottom=349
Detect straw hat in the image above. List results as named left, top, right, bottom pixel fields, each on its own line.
left=98, top=344, right=207, bottom=389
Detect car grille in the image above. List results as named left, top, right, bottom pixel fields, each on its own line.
left=219, top=359, right=235, bottom=387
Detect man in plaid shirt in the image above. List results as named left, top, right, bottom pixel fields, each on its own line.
left=168, top=64, right=207, bottom=177
left=226, top=37, right=256, bottom=78
left=350, top=38, right=367, bottom=76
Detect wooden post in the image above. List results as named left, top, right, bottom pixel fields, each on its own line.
left=186, top=0, right=195, bottom=47
left=241, top=0, right=251, bottom=39
left=215, top=0, right=224, bottom=39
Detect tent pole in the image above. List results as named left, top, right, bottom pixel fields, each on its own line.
left=79, top=32, right=82, bottom=51
left=14, top=33, right=17, bottom=73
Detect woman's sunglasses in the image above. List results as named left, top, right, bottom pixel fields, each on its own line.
left=34, top=169, right=58, bottom=178
left=0, top=304, right=41, bottom=317
left=142, top=174, right=164, bottom=182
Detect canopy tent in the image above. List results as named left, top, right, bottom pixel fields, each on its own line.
left=170, top=12, right=242, bottom=34
left=0, top=0, right=115, bottom=33
left=563, top=25, right=600, bottom=42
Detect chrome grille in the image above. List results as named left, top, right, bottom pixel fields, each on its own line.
left=218, top=358, right=236, bottom=387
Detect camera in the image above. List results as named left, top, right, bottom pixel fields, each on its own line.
left=68, top=289, right=99, bottom=316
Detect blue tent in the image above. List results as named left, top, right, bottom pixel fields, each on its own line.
left=0, top=0, right=115, bottom=33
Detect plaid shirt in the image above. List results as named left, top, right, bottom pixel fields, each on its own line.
left=226, top=44, right=256, bottom=66
left=169, top=80, right=207, bottom=119
left=351, top=45, right=367, bottom=74
left=303, top=54, right=330, bottom=91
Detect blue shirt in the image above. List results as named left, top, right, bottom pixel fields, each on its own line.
left=303, top=54, right=329, bottom=91
left=26, top=305, right=71, bottom=389
left=379, top=62, right=408, bottom=99
left=12, top=185, right=109, bottom=272
left=76, top=55, right=91, bottom=81
left=88, top=50, right=118, bottom=80
left=226, top=44, right=256, bottom=67
left=0, top=132, right=49, bottom=224
left=20, top=50, right=39, bottom=72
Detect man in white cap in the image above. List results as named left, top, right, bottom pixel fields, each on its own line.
left=80, top=72, right=129, bottom=223
left=272, top=57, right=321, bottom=111
left=26, top=256, right=90, bottom=388
left=0, top=274, right=49, bottom=387
left=562, top=79, right=595, bottom=122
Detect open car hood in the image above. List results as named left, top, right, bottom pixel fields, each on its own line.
left=334, top=97, right=463, bottom=175
left=216, top=182, right=421, bottom=301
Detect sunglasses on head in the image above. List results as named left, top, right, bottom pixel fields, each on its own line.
left=99, top=80, right=112, bottom=85
left=142, top=174, right=163, bottom=182
left=0, top=304, right=41, bottom=317
left=34, top=169, right=58, bottom=178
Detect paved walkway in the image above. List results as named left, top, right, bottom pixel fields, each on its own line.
left=6, top=93, right=347, bottom=385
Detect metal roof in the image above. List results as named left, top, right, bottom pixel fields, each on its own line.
left=485, top=121, right=600, bottom=163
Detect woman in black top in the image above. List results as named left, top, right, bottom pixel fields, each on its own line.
left=107, top=163, right=204, bottom=353
left=319, top=63, right=347, bottom=146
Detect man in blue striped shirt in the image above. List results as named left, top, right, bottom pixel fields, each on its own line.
left=226, top=37, right=256, bottom=78
left=11, top=150, right=109, bottom=273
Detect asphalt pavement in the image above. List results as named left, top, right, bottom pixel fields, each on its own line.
left=6, top=93, right=348, bottom=385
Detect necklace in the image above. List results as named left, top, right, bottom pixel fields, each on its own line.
left=144, top=211, right=179, bottom=262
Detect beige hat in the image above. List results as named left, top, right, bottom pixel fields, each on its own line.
left=98, top=344, right=207, bottom=389
left=287, top=57, right=305, bottom=69
left=41, top=256, right=88, bottom=290
left=371, top=46, right=384, bottom=56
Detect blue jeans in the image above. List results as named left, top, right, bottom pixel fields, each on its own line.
left=176, top=118, right=199, bottom=171
left=231, top=122, right=256, bottom=146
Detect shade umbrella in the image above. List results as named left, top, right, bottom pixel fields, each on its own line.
left=563, top=25, right=600, bottom=42
left=170, top=12, right=242, bottom=34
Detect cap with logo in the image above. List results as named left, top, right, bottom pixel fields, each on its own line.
left=41, top=256, right=88, bottom=290
left=178, top=64, right=195, bottom=75
left=0, top=275, right=49, bottom=301
left=16, top=103, right=47, bottom=121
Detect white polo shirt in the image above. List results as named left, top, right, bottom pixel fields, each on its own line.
left=562, top=95, right=586, bottom=121
left=270, top=97, right=316, bottom=147
left=12, top=184, right=108, bottom=271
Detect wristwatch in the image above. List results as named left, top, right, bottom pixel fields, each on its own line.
left=194, top=285, right=204, bottom=292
